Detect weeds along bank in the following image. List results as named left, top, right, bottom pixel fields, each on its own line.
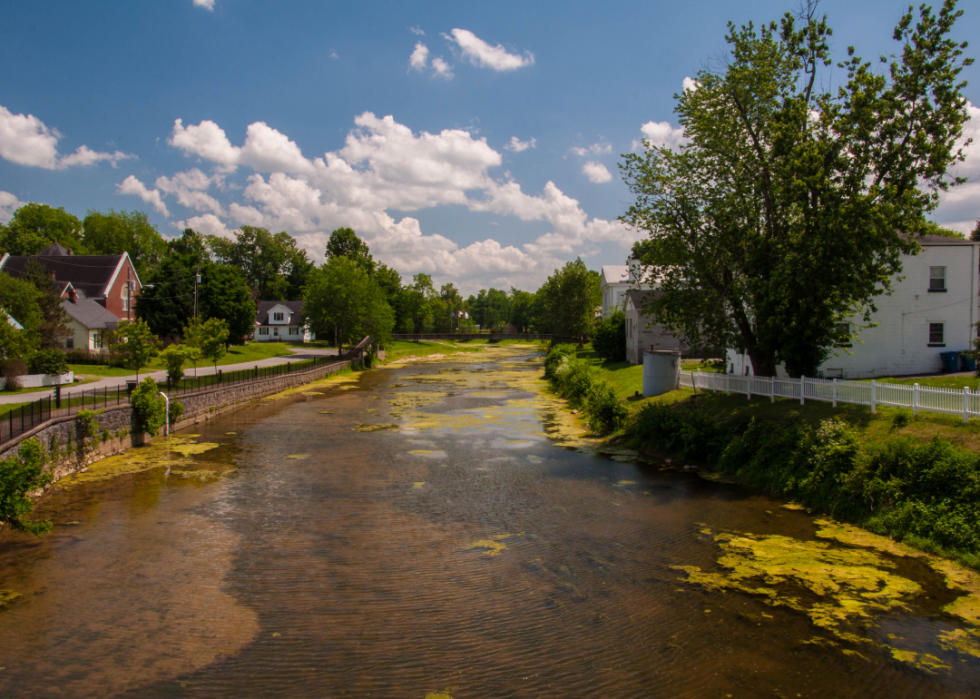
left=542, top=343, right=980, bottom=570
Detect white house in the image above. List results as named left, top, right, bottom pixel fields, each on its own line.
left=600, top=260, right=653, bottom=318
left=254, top=300, right=315, bottom=343
left=727, top=235, right=980, bottom=379
left=625, top=290, right=690, bottom=364
left=60, top=292, right=119, bottom=351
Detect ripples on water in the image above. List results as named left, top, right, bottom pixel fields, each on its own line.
left=0, top=347, right=976, bottom=698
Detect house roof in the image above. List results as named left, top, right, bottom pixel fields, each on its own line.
left=914, top=233, right=980, bottom=246
left=601, top=265, right=630, bottom=286
left=256, top=300, right=305, bottom=325
left=0, top=245, right=137, bottom=300
left=626, top=289, right=664, bottom=313
left=60, top=298, right=120, bottom=330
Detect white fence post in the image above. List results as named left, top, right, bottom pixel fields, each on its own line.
left=963, top=387, right=970, bottom=424
left=832, top=378, right=837, bottom=408
left=726, top=373, right=730, bottom=396
left=871, top=380, right=876, bottom=414
left=800, top=376, right=805, bottom=406
left=747, top=375, right=752, bottom=401
left=770, top=376, right=775, bottom=404
left=913, top=383, right=919, bottom=416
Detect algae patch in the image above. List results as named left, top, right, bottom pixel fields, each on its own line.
left=169, top=441, right=220, bottom=457
left=466, top=533, right=524, bottom=557
left=353, top=423, right=398, bottom=432
left=0, top=590, right=21, bottom=608
left=59, top=436, right=231, bottom=486
left=413, top=482, right=425, bottom=489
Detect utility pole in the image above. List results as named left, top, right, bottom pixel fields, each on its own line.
left=194, top=264, right=200, bottom=321
left=126, top=265, right=131, bottom=323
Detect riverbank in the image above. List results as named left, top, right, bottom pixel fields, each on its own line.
left=548, top=345, right=980, bottom=572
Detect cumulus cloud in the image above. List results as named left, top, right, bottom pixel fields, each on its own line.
left=431, top=57, right=454, bottom=79
left=445, top=29, right=534, bottom=71
left=683, top=76, right=699, bottom=92
left=169, top=118, right=313, bottom=174
left=117, top=176, right=169, bottom=217
left=174, top=213, right=235, bottom=239
left=636, top=120, right=687, bottom=150
left=0, top=191, right=24, bottom=223
left=409, top=42, right=429, bottom=71
left=570, top=142, right=611, bottom=157
left=409, top=25, right=425, bottom=36
left=934, top=100, right=980, bottom=233
left=581, top=161, right=612, bottom=183
left=193, top=0, right=215, bottom=10
left=0, top=105, right=132, bottom=170
left=158, top=111, right=630, bottom=291
left=504, top=136, right=536, bottom=152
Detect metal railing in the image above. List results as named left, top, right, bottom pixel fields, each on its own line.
left=681, top=371, right=980, bottom=423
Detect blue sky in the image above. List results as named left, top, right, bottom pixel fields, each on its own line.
left=1, top=0, right=978, bottom=293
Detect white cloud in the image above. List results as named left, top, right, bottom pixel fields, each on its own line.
left=329, top=49, right=339, bottom=59
left=581, top=161, right=612, bottom=183
left=174, top=213, right=236, bottom=239
left=409, top=25, right=425, bottom=36
left=683, top=76, right=699, bottom=92
left=637, top=120, right=687, bottom=150
left=169, top=118, right=313, bottom=174
left=117, top=176, right=170, bottom=217
left=431, top=57, right=454, bottom=79
left=504, top=136, right=536, bottom=152
left=156, top=169, right=225, bottom=216
left=193, top=0, right=215, bottom=10
left=170, top=118, right=240, bottom=167
left=0, top=191, right=24, bottom=223
left=409, top=42, right=429, bottom=71
left=0, top=105, right=132, bottom=170
left=445, top=29, right=534, bottom=72
left=570, top=142, right=611, bottom=157
left=934, top=100, right=980, bottom=233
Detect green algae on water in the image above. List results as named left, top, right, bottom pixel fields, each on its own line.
left=353, top=424, right=398, bottom=432
left=0, top=590, right=21, bottom=608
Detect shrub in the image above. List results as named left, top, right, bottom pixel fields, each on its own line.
left=593, top=311, right=627, bottom=363
left=64, top=349, right=109, bottom=365
left=131, top=377, right=166, bottom=435
left=76, top=409, right=101, bottom=439
left=0, top=438, right=53, bottom=535
left=553, top=358, right=597, bottom=408
left=544, top=343, right=578, bottom=379
left=169, top=400, right=185, bottom=424
left=892, top=409, right=913, bottom=428
left=28, top=349, right=67, bottom=376
left=586, top=381, right=628, bottom=433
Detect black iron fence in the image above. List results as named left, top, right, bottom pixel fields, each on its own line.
left=0, top=340, right=370, bottom=448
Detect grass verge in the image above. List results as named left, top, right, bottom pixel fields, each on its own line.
left=381, top=340, right=483, bottom=364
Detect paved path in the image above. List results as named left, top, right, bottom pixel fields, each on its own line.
left=0, top=347, right=340, bottom=406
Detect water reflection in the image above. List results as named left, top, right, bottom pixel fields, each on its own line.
left=0, top=345, right=975, bottom=698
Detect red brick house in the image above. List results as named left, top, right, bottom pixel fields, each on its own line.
left=0, top=242, right=142, bottom=321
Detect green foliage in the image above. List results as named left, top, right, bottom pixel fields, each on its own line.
left=197, top=318, right=230, bottom=369
left=169, top=400, right=185, bottom=424
left=544, top=343, right=578, bottom=379
left=971, top=220, right=980, bottom=242
left=28, top=349, right=68, bottom=376
left=22, top=258, right=71, bottom=349
left=922, top=220, right=965, bottom=239
left=622, top=1, right=974, bottom=377
left=159, top=344, right=198, bottom=385
left=534, top=258, right=601, bottom=339
left=131, top=377, right=166, bottom=435
left=551, top=357, right=597, bottom=408
left=0, top=273, right=43, bottom=357
left=467, top=288, right=511, bottom=331
left=76, top=409, right=101, bottom=439
left=82, top=209, right=167, bottom=277
left=508, top=289, right=534, bottom=332
left=585, top=381, right=629, bottom=434
left=0, top=438, right=53, bottom=535
left=892, top=409, right=913, bottom=428
left=199, top=264, right=256, bottom=343
left=0, top=203, right=84, bottom=256
left=0, top=310, right=31, bottom=362
left=117, top=319, right=159, bottom=380
left=325, top=227, right=375, bottom=274
left=303, top=256, right=395, bottom=349
left=593, top=311, right=627, bottom=362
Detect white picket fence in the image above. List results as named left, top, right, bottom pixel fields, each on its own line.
left=681, top=371, right=980, bottom=423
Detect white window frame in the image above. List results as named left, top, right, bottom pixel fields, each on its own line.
left=273, top=311, right=284, bottom=321
left=928, top=322, right=945, bottom=347
left=929, top=266, right=947, bottom=292
left=259, top=327, right=269, bottom=336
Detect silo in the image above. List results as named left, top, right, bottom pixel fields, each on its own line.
left=643, top=350, right=681, bottom=397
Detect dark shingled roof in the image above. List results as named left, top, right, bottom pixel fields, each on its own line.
left=626, top=289, right=663, bottom=311
left=1, top=243, right=127, bottom=300
left=60, top=299, right=120, bottom=330
left=256, top=300, right=305, bottom=326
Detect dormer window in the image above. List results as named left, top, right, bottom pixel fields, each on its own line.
left=273, top=312, right=284, bottom=321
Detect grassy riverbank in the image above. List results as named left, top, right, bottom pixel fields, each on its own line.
left=550, top=344, right=980, bottom=570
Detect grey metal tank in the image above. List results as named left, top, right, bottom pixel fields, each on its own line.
left=642, top=350, right=681, bottom=397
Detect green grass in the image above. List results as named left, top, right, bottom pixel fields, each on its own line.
left=861, top=374, right=980, bottom=390
left=0, top=378, right=97, bottom=395
left=69, top=342, right=298, bottom=378
left=0, top=401, right=31, bottom=417
left=382, top=340, right=483, bottom=363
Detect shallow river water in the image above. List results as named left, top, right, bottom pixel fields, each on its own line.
left=0, top=346, right=978, bottom=698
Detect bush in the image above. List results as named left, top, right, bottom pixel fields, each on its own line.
left=586, top=381, right=628, bottom=433
left=131, top=377, right=166, bottom=435
left=0, top=438, right=53, bottom=535
left=76, top=409, right=101, bottom=439
left=552, top=358, right=597, bottom=408
left=64, top=349, right=110, bottom=365
left=544, top=343, right=578, bottom=379
left=169, top=400, right=185, bottom=424
left=892, top=409, right=913, bottom=428
left=0, top=359, right=26, bottom=391
left=28, top=349, right=67, bottom=376
left=593, top=311, right=627, bottom=363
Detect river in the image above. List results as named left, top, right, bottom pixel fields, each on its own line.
left=0, top=345, right=977, bottom=698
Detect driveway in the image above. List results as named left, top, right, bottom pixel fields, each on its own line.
left=0, top=346, right=340, bottom=406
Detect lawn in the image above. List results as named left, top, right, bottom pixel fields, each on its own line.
left=0, top=378, right=98, bottom=395
left=69, top=342, right=298, bottom=378
left=861, top=373, right=980, bottom=390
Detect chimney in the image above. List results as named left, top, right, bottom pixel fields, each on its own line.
left=50, top=271, right=56, bottom=281
left=67, top=249, right=72, bottom=256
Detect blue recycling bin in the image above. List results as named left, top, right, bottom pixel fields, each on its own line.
left=961, top=353, right=977, bottom=372
left=940, top=351, right=960, bottom=373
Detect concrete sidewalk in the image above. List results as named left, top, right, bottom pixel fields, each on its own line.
left=0, top=346, right=340, bottom=406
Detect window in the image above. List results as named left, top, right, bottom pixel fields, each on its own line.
left=273, top=312, right=284, bottom=321
left=121, top=289, right=129, bottom=311
left=929, top=266, right=947, bottom=292
left=834, top=322, right=852, bottom=348
left=928, top=322, right=945, bottom=346
left=65, top=336, right=74, bottom=350
left=289, top=326, right=298, bottom=335
left=91, top=331, right=102, bottom=350
left=259, top=327, right=269, bottom=336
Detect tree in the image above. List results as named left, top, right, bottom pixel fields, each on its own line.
left=199, top=265, right=256, bottom=345
left=131, top=377, right=166, bottom=436
left=208, top=226, right=312, bottom=300
left=622, top=0, right=974, bottom=377
left=0, top=438, right=53, bottom=535
left=0, top=203, right=84, bottom=255
left=28, top=349, right=67, bottom=376
left=922, top=220, right=964, bottom=239
left=325, top=227, right=375, bottom=274
left=971, top=220, right=980, bottom=242
left=303, top=257, right=395, bottom=349
left=182, top=319, right=205, bottom=377
left=82, top=209, right=167, bottom=277
left=0, top=311, right=31, bottom=362
left=593, top=311, right=627, bottom=362
left=509, top=289, right=534, bottom=332
left=159, top=343, right=198, bottom=386
left=0, top=274, right=43, bottom=356
left=535, top=259, right=601, bottom=340
left=117, top=319, right=159, bottom=380
left=22, top=258, right=70, bottom=349
left=198, top=318, right=229, bottom=370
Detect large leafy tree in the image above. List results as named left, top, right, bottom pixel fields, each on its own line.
left=137, top=229, right=212, bottom=338
left=325, top=227, right=375, bottom=274
left=0, top=273, right=43, bottom=354
left=533, top=258, right=601, bottom=340
left=82, top=209, right=167, bottom=277
left=303, top=257, right=394, bottom=349
left=622, top=0, right=973, bottom=377
left=509, top=289, right=534, bottom=332
left=199, top=265, right=256, bottom=345
left=209, top=226, right=311, bottom=300
left=0, top=203, right=84, bottom=255
left=22, top=258, right=71, bottom=349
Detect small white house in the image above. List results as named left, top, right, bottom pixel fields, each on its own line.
left=254, top=300, right=315, bottom=343
left=727, top=235, right=980, bottom=379
left=600, top=260, right=653, bottom=318
left=625, top=290, right=689, bottom=364
left=60, top=294, right=119, bottom=351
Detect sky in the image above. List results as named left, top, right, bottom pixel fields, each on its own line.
left=1, top=0, right=978, bottom=295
